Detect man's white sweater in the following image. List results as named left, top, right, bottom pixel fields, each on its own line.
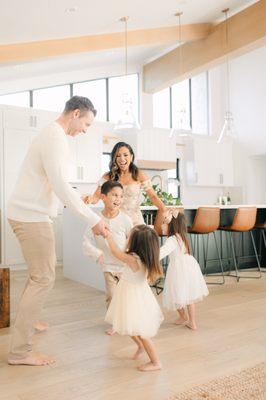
left=7, top=121, right=100, bottom=228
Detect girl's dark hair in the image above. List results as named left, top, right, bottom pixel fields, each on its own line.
left=127, top=225, right=162, bottom=283
left=108, top=142, right=139, bottom=181
left=168, top=212, right=191, bottom=254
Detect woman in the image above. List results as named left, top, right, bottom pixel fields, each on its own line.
left=87, top=142, right=165, bottom=225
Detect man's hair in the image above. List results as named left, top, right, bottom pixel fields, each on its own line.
left=101, top=180, right=123, bottom=195
left=63, top=96, right=97, bottom=116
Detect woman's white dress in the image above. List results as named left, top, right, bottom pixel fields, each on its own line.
left=160, top=235, right=209, bottom=310
left=105, top=256, right=164, bottom=338
left=98, top=178, right=152, bottom=226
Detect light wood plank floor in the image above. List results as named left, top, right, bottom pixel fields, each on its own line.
left=0, top=268, right=266, bottom=400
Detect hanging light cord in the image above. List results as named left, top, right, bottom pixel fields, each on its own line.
left=120, top=16, right=129, bottom=77
left=223, top=8, right=230, bottom=112
left=175, top=12, right=183, bottom=76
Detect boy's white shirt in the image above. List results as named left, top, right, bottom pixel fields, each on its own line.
left=83, top=210, right=133, bottom=274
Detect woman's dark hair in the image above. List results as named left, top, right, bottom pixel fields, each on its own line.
left=168, top=212, right=191, bottom=254
left=127, top=225, right=162, bottom=283
left=108, top=142, right=139, bottom=181
left=101, top=180, right=123, bottom=195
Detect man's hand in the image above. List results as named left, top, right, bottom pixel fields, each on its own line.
left=92, top=219, right=109, bottom=237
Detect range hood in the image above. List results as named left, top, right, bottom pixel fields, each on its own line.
left=137, top=159, right=176, bottom=170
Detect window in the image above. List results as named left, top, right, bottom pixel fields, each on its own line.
left=171, top=80, right=191, bottom=131
left=153, top=88, right=170, bottom=128
left=191, top=72, right=209, bottom=135
left=108, top=74, right=139, bottom=124
left=73, top=79, right=107, bottom=121
left=32, top=85, right=71, bottom=112
left=0, top=91, right=30, bottom=107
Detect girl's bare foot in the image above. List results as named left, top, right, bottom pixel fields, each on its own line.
left=105, top=328, right=116, bottom=336
left=8, top=352, right=56, bottom=366
left=131, top=347, right=144, bottom=360
left=34, top=322, right=49, bottom=332
left=138, top=362, right=162, bottom=372
left=185, top=322, right=197, bottom=330
left=174, top=318, right=188, bottom=325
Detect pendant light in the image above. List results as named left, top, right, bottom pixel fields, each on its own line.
left=169, top=11, right=192, bottom=139
left=114, top=16, right=140, bottom=132
left=217, top=8, right=237, bottom=144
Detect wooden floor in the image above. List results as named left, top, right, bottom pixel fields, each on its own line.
left=0, top=268, right=266, bottom=400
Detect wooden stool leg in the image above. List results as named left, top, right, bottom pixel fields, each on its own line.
left=0, top=268, right=10, bottom=328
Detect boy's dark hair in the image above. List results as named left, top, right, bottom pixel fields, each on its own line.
left=101, top=180, right=123, bottom=195
left=63, top=96, right=97, bottom=116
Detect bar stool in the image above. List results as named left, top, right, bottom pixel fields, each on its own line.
left=255, top=220, right=266, bottom=271
left=219, top=207, right=261, bottom=281
left=188, top=207, right=225, bottom=285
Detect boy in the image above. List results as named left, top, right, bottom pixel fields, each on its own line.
left=83, top=180, right=133, bottom=334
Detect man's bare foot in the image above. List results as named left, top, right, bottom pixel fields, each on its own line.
left=174, top=318, right=188, bottom=325
left=131, top=347, right=144, bottom=360
left=34, top=322, right=49, bottom=332
left=138, top=362, right=162, bottom=372
left=185, top=322, right=197, bottom=330
left=105, top=328, right=116, bottom=336
left=8, top=352, right=56, bottom=366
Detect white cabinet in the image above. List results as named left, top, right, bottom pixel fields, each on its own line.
left=2, top=106, right=58, bottom=131
left=67, top=121, right=104, bottom=183
left=0, top=106, right=60, bottom=266
left=186, top=137, right=234, bottom=187
left=121, top=128, right=177, bottom=163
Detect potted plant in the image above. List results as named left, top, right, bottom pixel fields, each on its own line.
left=141, top=184, right=182, bottom=206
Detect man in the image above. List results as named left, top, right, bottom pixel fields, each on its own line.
left=7, top=96, right=108, bottom=366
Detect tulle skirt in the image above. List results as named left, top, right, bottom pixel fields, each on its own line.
left=163, top=254, right=209, bottom=310
left=105, top=279, right=164, bottom=338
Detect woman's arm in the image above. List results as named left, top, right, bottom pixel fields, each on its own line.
left=105, top=234, right=139, bottom=272
left=83, top=173, right=109, bottom=204
left=139, top=171, right=166, bottom=211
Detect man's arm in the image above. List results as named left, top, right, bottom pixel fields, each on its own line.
left=83, top=229, right=103, bottom=262
left=41, top=132, right=107, bottom=235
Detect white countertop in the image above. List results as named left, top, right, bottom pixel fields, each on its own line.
left=140, top=205, right=266, bottom=210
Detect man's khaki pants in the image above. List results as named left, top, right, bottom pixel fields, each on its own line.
left=103, top=272, right=120, bottom=308
left=8, top=219, right=56, bottom=359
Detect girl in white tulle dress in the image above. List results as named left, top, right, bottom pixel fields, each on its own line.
left=160, top=209, right=209, bottom=330
left=105, top=225, right=164, bottom=372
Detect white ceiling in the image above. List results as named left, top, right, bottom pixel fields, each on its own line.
left=1, top=0, right=258, bottom=44
left=0, top=0, right=259, bottom=89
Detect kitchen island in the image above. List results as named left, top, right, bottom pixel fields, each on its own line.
left=63, top=205, right=266, bottom=291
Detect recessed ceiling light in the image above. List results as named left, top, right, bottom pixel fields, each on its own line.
left=65, top=6, right=78, bottom=13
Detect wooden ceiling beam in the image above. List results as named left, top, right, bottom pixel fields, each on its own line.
left=143, top=0, right=266, bottom=93
left=0, top=23, right=211, bottom=64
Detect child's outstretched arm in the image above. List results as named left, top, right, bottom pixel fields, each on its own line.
left=159, top=237, right=178, bottom=260
left=106, top=233, right=139, bottom=272
left=83, top=228, right=103, bottom=264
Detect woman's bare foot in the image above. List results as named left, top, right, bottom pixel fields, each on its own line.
left=185, top=322, right=197, bottom=330
left=34, top=322, right=49, bottom=332
left=174, top=318, right=188, bottom=325
left=105, top=327, right=116, bottom=336
left=8, top=352, right=56, bottom=366
left=138, top=362, right=162, bottom=372
left=131, top=347, right=144, bottom=360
